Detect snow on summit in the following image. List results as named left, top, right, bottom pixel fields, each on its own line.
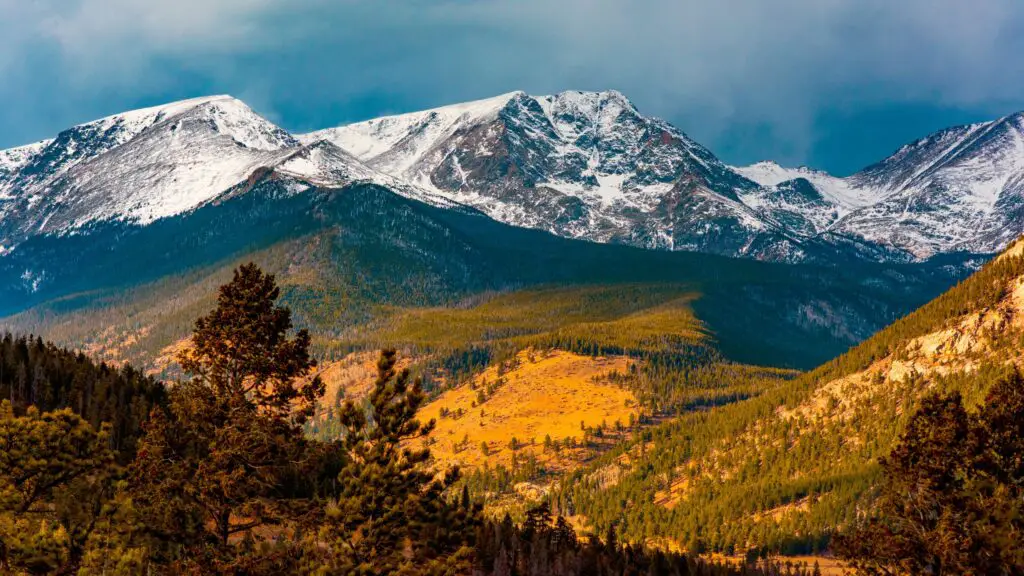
left=0, top=94, right=471, bottom=250
left=733, top=110, right=1024, bottom=258
left=733, top=161, right=881, bottom=212
left=296, top=90, right=796, bottom=258
left=0, top=95, right=306, bottom=245
left=301, top=91, right=526, bottom=174
left=2, top=90, right=1024, bottom=264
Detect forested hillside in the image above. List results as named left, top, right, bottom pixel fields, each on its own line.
left=4, top=249, right=1022, bottom=573
left=556, top=240, right=1024, bottom=557
left=0, top=334, right=165, bottom=461
left=0, top=265, right=821, bottom=576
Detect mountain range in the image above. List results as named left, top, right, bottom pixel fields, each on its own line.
left=3, top=88, right=1024, bottom=565
left=1, top=90, right=1023, bottom=267
left=0, top=88, right=1016, bottom=375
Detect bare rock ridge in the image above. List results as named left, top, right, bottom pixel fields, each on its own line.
left=3, top=90, right=1024, bottom=263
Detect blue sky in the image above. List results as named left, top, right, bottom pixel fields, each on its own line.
left=2, top=0, right=1023, bottom=175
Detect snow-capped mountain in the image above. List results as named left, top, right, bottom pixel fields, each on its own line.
left=1, top=89, right=1022, bottom=264
left=304, top=90, right=1024, bottom=262
left=735, top=111, right=1024, bottom=259
left=841, top=113, right=1024, bottom=257
left=303, top=90, right=815, bottom=259
left=0, top=95, right=453, bottom=252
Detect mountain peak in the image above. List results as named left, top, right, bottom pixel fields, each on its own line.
left=734, top=161, right=837, bottom=184
left=0, top=92, right=305, bottom=246
left=545, top=88, right=631, bottom=101
left=733, top=161, right=799, bottom=185
left=381, top=91, right=526, bottom=124
left=539, top=89, right=639, bottom=116
left=597, top=89, right=637, bottom=109
left=77, top=94, right=237, bottom=130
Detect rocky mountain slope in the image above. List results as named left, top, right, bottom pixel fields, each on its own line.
left=736, top=112, right=1024, bottom=260
left=0, top=90, right=973, bottom=372
left=0, top=95, right=456, bottom=253
left=310, top=91, right=1024, bottom=263
left=1, top=90, right=1021, bottom=264
left=303, top=90, right=786, bottom=258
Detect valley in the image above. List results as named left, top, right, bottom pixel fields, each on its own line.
left=1, top=87, right=1023, bottom=574
left=560, top=241, right=1024, bottom=557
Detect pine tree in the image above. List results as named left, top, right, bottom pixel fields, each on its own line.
left=0, top=401, right=115, bottom=574
left=311, top=349, right=476, bottom=575
left=836, top=372, right=1024, bottom=574
left=127, top=263, right=325, bottom=571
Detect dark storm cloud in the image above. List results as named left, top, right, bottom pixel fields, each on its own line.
left=2, top=0, right=1023, bottom=173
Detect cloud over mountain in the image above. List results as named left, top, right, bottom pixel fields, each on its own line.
left=2, top=0, right=1024, bottom=173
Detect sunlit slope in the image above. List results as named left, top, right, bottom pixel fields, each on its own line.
left=566, top=240, right=1024, bottom=555
left=419, top=349, right=638, bottom=471
left=349, top=285, right=706, bottom=354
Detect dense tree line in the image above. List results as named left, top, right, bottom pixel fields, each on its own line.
left=474, top=503, right=820, bottom=576
left=0, top=333, right=165, bottom=461
left=607, top=354, right=795, bottom=415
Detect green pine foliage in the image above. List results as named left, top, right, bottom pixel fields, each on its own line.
left=473, top=502, right=818, bottom=576
left=0, top=333, right=165, bottom=462
left=305, top=349, right=476, bottom=575
left=0, top=401, right=116, bottom=574
left=125, top=263, right=329, bottom=571
left=836, top=371, right=1024, bottom=574
left=557, top=251, right=1024, bottom=556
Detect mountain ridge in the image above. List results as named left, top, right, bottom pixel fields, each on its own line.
left=1, top=89, right=1022, bottom=265
left=309, top=91, right=1024, bottom=262
left=736, top=111, right=1024, bottom=258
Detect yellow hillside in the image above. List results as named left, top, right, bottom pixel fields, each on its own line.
left=419, top=348, right=638, bottom=471
left=348, top=284, right=707, bottom=355
left=315, top=351, right=403, bottom=405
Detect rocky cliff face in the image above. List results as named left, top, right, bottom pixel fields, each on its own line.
left=3, top=90, right=1022, bottom=264
left=306, top=90, right=797, bottom=258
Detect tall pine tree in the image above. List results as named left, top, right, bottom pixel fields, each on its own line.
left=308, top=349, right=477, bottom=575
left=128, top=263, right=326, bottom=573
